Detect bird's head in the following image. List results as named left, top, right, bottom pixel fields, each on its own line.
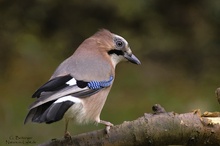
left=93, top=29, right=141, bottom=67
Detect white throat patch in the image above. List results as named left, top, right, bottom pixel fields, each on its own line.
left=110, top=54, right=125, bottom=68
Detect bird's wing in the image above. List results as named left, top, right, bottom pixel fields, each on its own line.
left=32, top=74, right=73, bottom=98
left=29, top=74, right=114, bottom=110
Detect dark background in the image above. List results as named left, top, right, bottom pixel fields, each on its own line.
left=1, top=0, right=220, bottom=144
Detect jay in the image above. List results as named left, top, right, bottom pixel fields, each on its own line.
left=24, top=29, right=141, bottom=136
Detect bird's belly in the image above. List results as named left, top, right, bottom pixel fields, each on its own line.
left=64, top=103, right=88, bottom=124
left=64, top=88, right=111, bottom=125
left=64, top=101, right=102, bottom=124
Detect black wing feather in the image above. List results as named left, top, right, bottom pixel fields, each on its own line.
left=39, top=101, right=74, bottom=124
left=24, top=100, right=54, bottom=124
left=32, top=74, right=73, bottom=98
left=25, top=101, right=74, bottom=124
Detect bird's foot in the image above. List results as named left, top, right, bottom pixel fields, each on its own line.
left=99, top=120, right=114, bottom=134
left=64, top=131, right=71, bottom=139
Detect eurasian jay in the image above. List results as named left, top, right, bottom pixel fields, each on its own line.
left=24, top=29, right=141, bottom=137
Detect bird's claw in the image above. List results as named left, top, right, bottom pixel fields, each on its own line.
left=105, top=125, right=112, bottom=134
left=64, top=131, right=71, bottom=139
left=99, top=120, right=114, bottom=134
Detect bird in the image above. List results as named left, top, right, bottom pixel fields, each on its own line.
left=24, top=29, right=141, bottom=137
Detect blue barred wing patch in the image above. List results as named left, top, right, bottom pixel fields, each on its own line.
left=88, top=76, right=114, bottom=90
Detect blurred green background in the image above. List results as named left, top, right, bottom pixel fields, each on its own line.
left=1, top=0, right=220, bottom=145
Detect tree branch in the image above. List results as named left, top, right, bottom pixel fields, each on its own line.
left=39, top=104, right=220, bottom=146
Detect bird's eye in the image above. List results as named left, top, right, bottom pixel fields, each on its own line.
left=115, top=39, right=125, bottom=48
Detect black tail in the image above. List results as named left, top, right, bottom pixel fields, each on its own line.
left=24, top=101, right=74, bottom=124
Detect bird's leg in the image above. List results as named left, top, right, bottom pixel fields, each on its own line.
left=64, top=119, right=71, bottom=139
left=99, top=120, right=114, bottom=134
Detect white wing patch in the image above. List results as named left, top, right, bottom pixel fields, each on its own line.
left=54, top=95, right=82, bottom=103
left=66, top=78, right=77, bottom=86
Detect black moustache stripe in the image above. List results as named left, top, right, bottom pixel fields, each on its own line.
left=108, top=49, right=124, bottom=56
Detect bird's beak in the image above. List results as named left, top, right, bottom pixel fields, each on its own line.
left=124, top=53, right=141, bottom=65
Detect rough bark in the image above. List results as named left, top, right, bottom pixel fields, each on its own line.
left=39, top=104, right=220, bottom=146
